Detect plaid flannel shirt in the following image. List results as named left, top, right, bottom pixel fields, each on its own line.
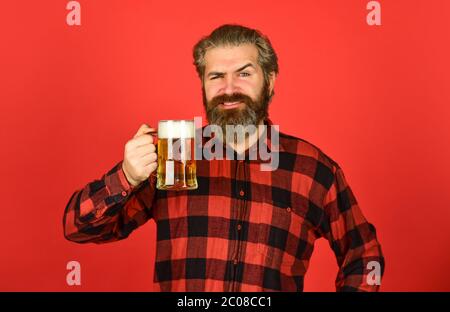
left=63, top=119, right=385, bottom=291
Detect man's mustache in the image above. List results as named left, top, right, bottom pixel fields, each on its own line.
left=209, top=93, right=254, bottom=107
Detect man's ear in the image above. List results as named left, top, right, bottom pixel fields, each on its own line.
left=268, top=72, right=276, bottom=95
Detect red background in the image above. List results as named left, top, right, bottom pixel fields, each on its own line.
left=1, top=0, right=449, bottom=291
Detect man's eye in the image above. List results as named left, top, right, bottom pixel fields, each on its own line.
left=210, top=76, right=220, bottom=80
left=239, top=72, right=250, bottom=77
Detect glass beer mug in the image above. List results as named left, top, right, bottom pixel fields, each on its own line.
left=156, top=120, right=198, bottom=190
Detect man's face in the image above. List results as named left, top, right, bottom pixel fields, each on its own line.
left=202, top=44, right=274, bottom=134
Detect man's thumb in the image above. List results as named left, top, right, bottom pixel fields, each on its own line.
left=134, top=124, right=156, bottom=138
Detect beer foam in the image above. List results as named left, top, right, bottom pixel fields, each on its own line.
left=158, top=120, right=195, bottom=138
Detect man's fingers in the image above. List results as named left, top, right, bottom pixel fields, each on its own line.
left=135, top=144, right=156, bottom=156
left=133, top=134, right=154, bottom=147
left=141, top=153, right=158, bottom=166
left=143, top=162, right=158, bottom=176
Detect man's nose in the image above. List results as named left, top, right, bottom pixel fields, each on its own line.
left=222, top=75, right=239, bottom=94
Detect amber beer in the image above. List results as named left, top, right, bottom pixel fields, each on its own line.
left=156, top=120, right=198, bottom=190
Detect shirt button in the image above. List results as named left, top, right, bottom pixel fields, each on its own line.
left=237, top=224, right=242, bottom=231
left=121, top=191, right=127, bottom=197
left=233, top=259, right=238, bottom=265
left=286, top=207, right=291, bottom=212
left=239, top=190, right=245, bottom=196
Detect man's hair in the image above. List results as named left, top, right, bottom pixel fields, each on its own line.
left=193, top=24, right=279, bottom=86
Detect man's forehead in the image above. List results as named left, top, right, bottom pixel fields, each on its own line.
left=204, top=44, right=259, bottom=71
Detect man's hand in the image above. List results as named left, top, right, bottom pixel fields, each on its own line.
left=122, top=124, right=158, bottom=187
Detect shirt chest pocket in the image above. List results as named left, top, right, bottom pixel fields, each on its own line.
left=255, top=200, right=313, bottom=268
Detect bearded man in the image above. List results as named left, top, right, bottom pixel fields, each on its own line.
left=63, top=24, right=384, bottom=292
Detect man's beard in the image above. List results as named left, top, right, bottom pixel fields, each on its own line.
left=203, top=82, right=271, bottom=142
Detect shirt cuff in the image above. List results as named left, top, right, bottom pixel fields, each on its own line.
left=105, top=161, right=134, bottom=196
left=118, top=163, right=134, bottom=191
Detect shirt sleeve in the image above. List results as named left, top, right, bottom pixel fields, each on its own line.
left=317, top=166, right=385, bottom=291
left=63, top=161, right=157, bottom=244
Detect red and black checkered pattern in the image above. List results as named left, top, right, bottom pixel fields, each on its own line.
left=63, top=119, right=384, bottom=291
